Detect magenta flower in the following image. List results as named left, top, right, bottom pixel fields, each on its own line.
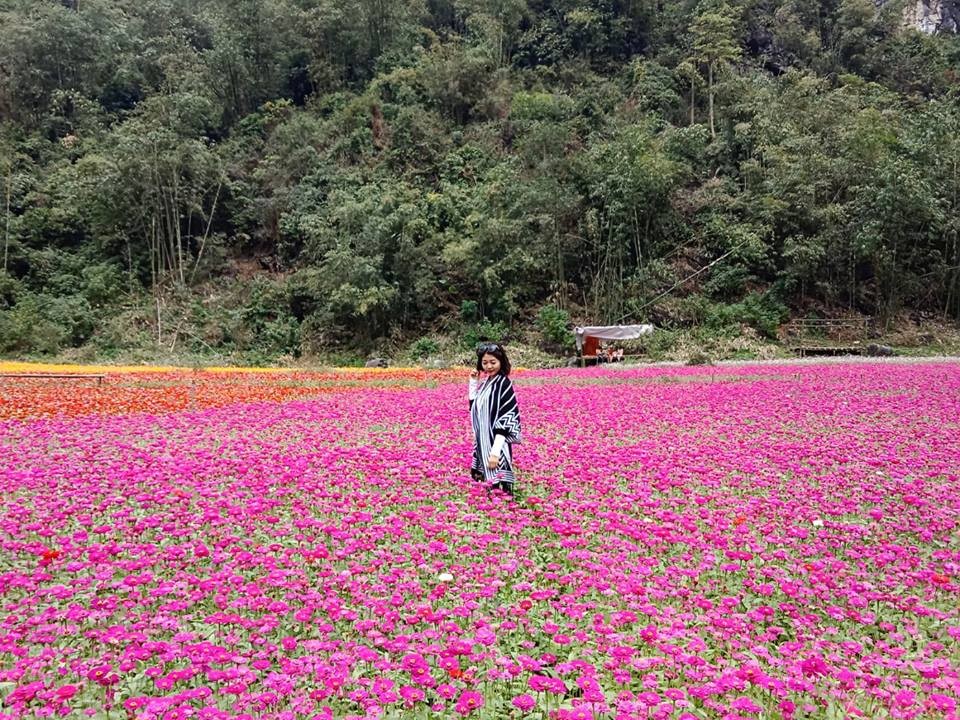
left=730, top=696, right=762, bottom=713
left=557, top=709, right=594, bottom=720
left=53, top=685, right=77, bottom=701
left=512, top=694, right=536, bottom=712
left=398, top=685, right=425, bottom=706
left=2, top=362, right=959, bottom=720
left=454, top=690, right=484, bottom=715
left=436, top=683, right=458, bottom=700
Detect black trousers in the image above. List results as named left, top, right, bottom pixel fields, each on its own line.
left=471, top=468, right=513, bottom=495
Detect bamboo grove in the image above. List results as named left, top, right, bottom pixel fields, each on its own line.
left=1, top=0, right=959, bottom=356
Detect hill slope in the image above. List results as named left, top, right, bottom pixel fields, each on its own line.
left=1, top=0, right=959, bottom=361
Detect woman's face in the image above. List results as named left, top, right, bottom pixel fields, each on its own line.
left=480, top=353, right=501, bottom=375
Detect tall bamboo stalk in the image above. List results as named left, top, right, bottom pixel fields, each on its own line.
left=3, top=166, right=10, bottom=274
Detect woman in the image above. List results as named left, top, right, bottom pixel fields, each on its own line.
left=469, top=343, right=521, bottom=494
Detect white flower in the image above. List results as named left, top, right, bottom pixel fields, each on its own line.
left=812, top=519, right=824, bottom=528
left=438, top=572, right=454, bottom=583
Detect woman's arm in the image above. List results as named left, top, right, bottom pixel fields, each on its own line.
left=487, top=434, right=506, bottom=469
left=469, top=370, right=479, bottom=405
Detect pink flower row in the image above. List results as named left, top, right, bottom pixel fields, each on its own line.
left=0, top=361, right=958, bottom=719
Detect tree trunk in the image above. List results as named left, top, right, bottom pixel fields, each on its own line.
left=149, top=216, right=157, bottom=294
left=708, top=63, right=715, bottom=138
left=945, top=231, right=959, bottom=323
left=885, top=238, right=899, bottom=329
left=947, top=156, right=959, bottom=322
left=156, top=295, right=163, bottom=345
left=554, top=221, right=565, bottom=309
left=125, top=233, right=134, bottom=294
left=173, top=173, right=184, bottom=286
left=3, top=167, right=10, bottom=274
left=189, top=179, right=222, bottom=285
left=690, top=81, right=696, bottom=126
left=849, top=246, right=855, bottom=311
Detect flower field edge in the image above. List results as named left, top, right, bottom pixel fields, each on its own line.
left=1, top=361, right=959, bottom=720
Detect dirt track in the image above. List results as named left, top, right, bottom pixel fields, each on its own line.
left=610, top=354, right=960, bottom=370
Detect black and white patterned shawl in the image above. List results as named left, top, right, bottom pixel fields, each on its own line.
left=470, top=373, right=522, bottom=484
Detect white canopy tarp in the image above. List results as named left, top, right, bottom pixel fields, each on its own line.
left=574, top=324, right=655, bottom=351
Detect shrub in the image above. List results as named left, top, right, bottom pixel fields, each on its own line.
left=462, top=320, right=509, bottom=349
left=0, top=295, right=66, bottom=355
left=510, top=91, right=576, bottom=122
left=410, top=337, right=440, bottom=359
left=46, top=295, right=97, bottom=346
left=459, top=300, right=479, bottom=322
left=636, top=328, right=678, bottom=359
left=686, top=350, right=714, bottom=366
left=706, top=293, right=787, bottom=339
left=240, top=279, right=301, bottom=356
left=81, top=263, right=126, bottom=307
left=535, top=305, right=574, bottom=350
left=0, top=272, right=23, bottom=309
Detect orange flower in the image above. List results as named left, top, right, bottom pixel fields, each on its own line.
left=39, top=549, right=61, bottom=566
left=0, top=363, right=479, bottom=420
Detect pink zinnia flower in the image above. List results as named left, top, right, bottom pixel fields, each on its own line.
left=54, top=685, right=78, bottom=701
left=512, top=694, right=536, bottom=712
left=731, top=696, right=762, bottom=713
left=894, top=690, right=915, bottom=707
left=437, top=684, right=458, bottom=700
left=399, top=685, right=425, bottom=705
left=929, top=694, right=956, bottom=712
left=454, top=690, right=484, bottom=715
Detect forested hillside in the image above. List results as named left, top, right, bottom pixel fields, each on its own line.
left=1, top=0, right=959, bottom=361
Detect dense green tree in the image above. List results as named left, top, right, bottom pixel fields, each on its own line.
left=2, top=0, right=960, bottom=358
left=0, top=0, right=130, bottom=123
left=689, top=0, right=742, bottom=138
left=79, top=91, right=226, bottom=289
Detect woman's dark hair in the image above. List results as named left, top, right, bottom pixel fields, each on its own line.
left=475, top=342, right=511, bottom=376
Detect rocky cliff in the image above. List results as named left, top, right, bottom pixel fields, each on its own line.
left=895, top=0, right=960, bottom=33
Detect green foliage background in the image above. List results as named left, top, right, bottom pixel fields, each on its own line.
left=1, top=0, right=959, bottom=359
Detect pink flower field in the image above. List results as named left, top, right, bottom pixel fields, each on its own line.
left=1, top=361, right=959, bottom=720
